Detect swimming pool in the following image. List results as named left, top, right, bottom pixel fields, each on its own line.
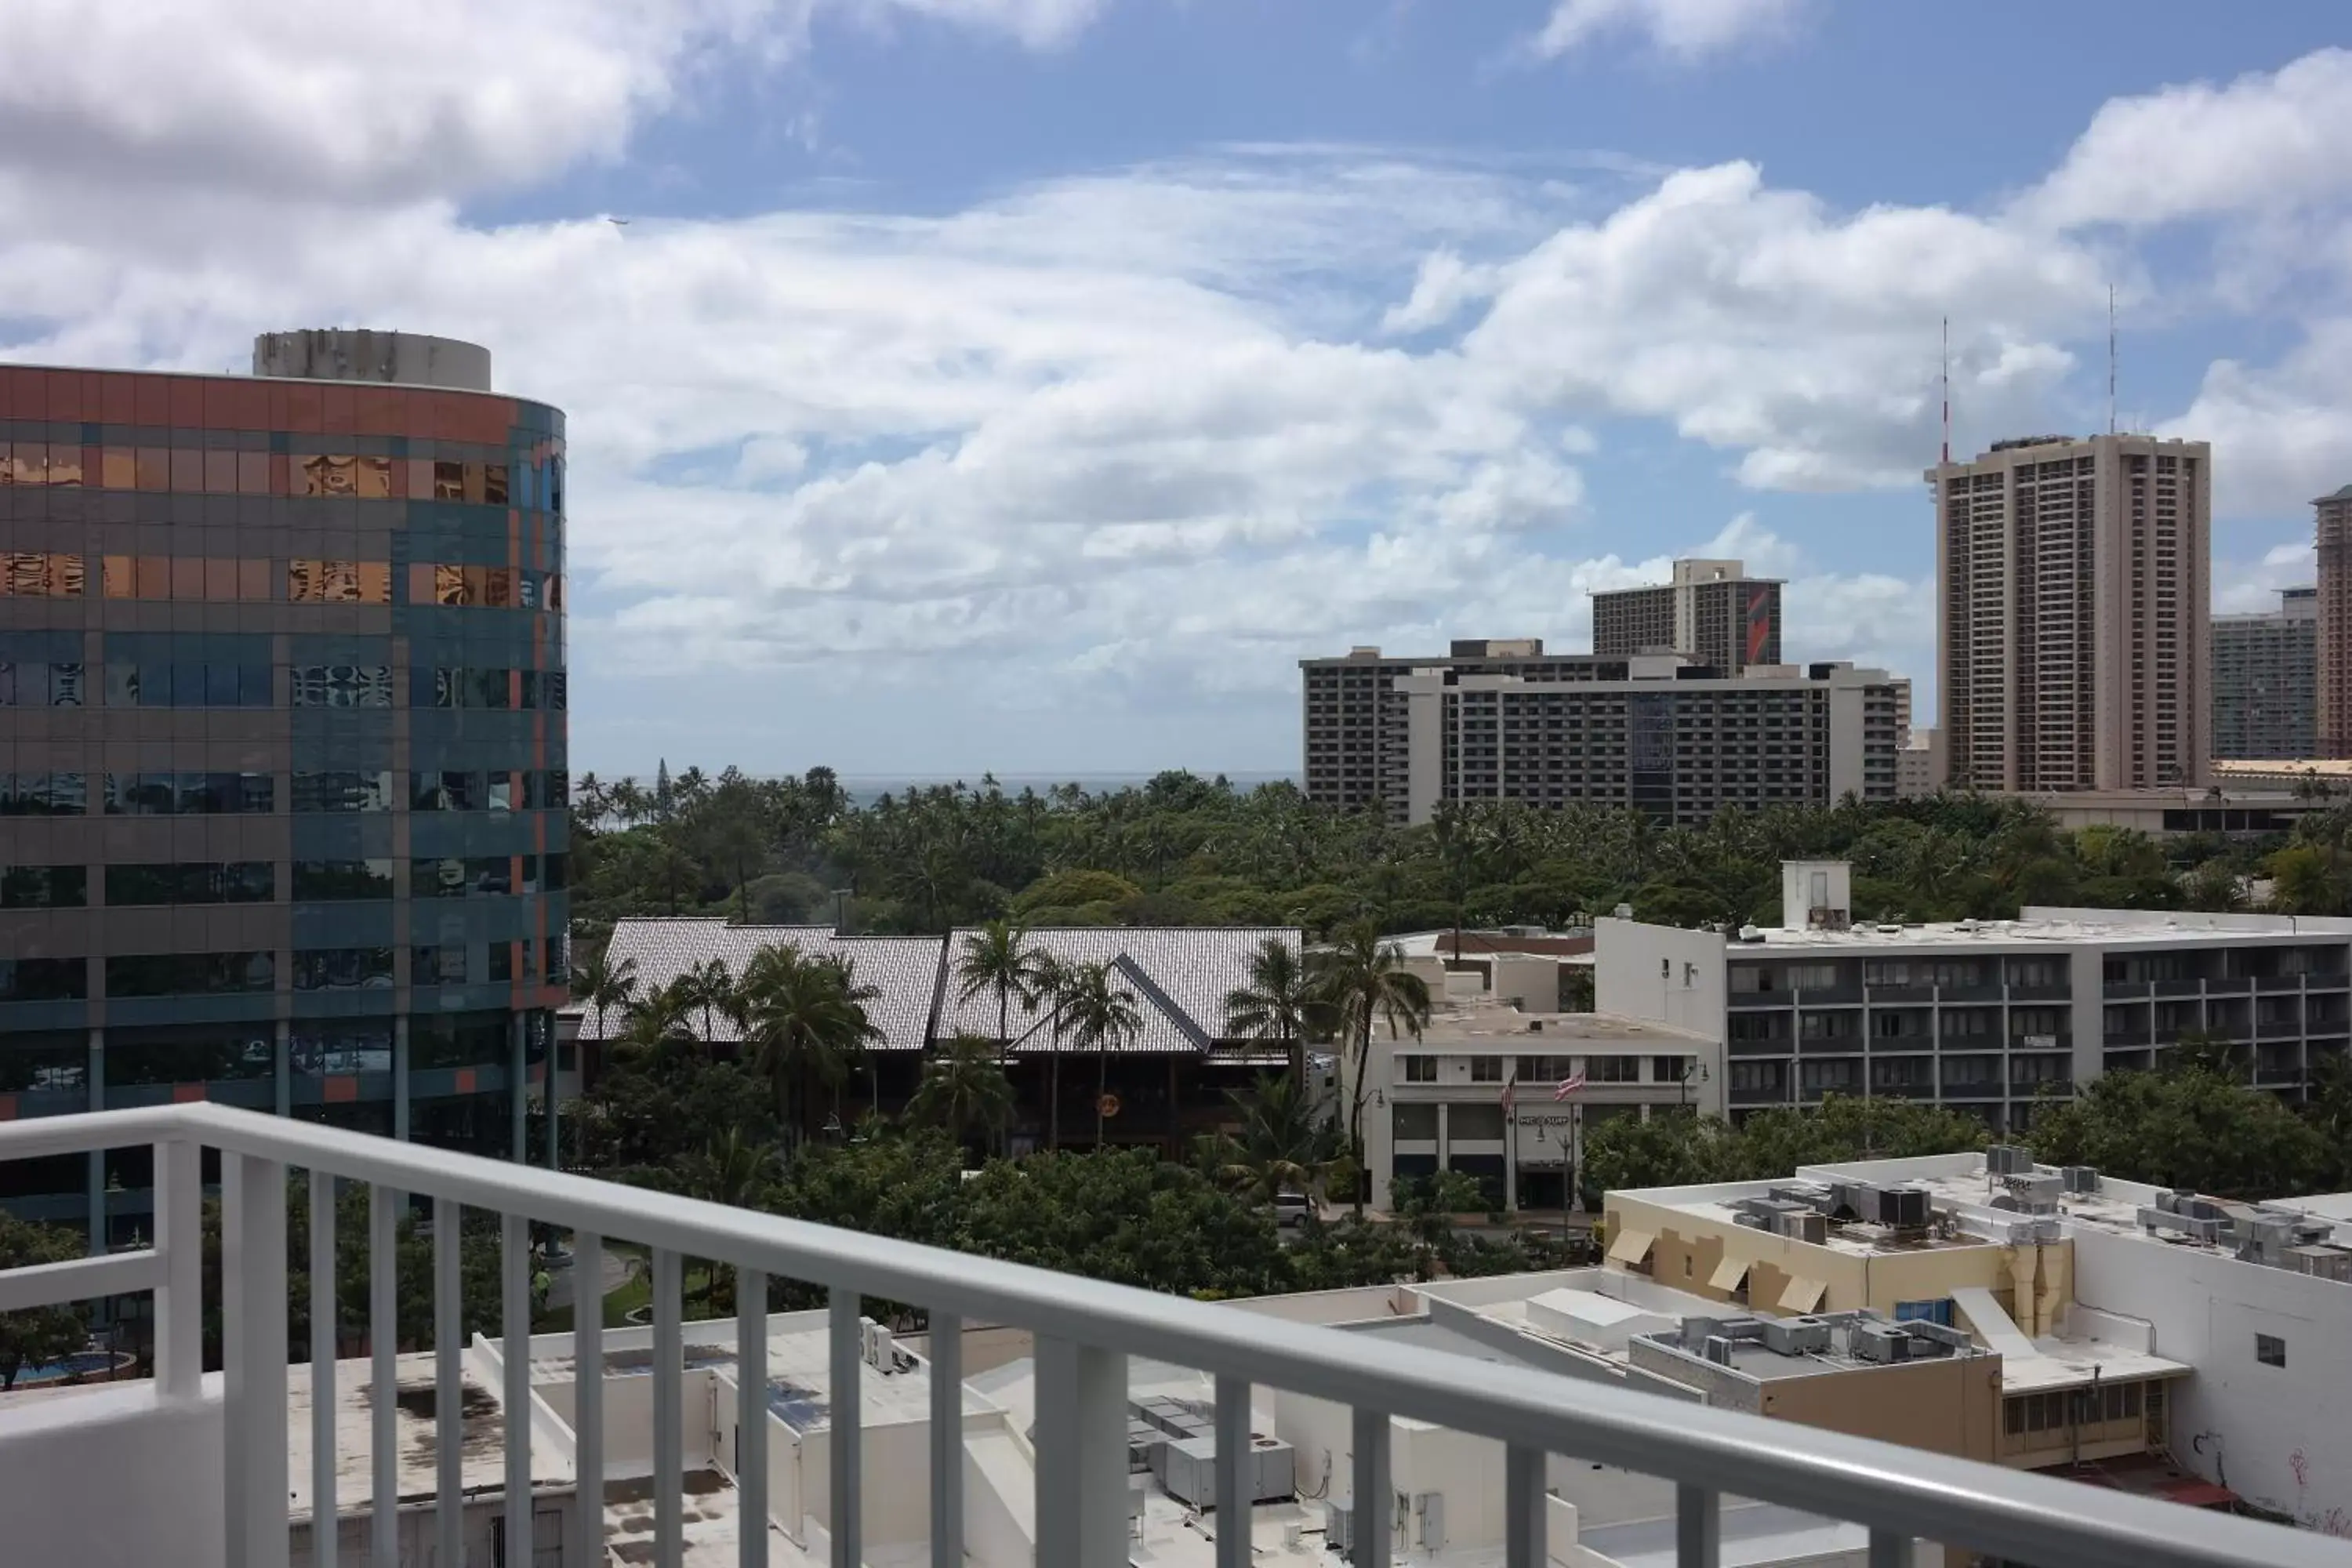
left=9, top=1350, right=132, bottom=1388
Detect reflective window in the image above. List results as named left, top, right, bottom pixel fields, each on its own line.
left=409, top=771, right=479, bottom=812
left=287, top=560, right=392, bottom=603
left=291, top=859, right=394, bottom=901
left=0, top=662, right=88, bottom=706
left=292, top=947, right=394, bottom=992
left=411, top=1011, right=510, bottom=1069
left=100, top=556, right=272, bottom=601
left=486, top=771, right=515, bottom=812
left=0, top=552, right=85, bottom=597
left=411, top=945, right=470, bottom=985
left=487, top=942, right=517, bottom=983
left=407, top=564, right=558, bottom=611
left=544, top=851, right=568, bottom=891
left=105, top=862, right=275, bottom=906
left=520, top=770, right=571, bottom=810
left=102, top=771, right=274, bottom=815
left=0, top=1033, right=86, bottom=1093
left=103, top=952, right=277, bottom=997
left=0, top=866, right=86, bottom=909
left=290, top=664, right=392, bottom=707
left=291, top=1022, right=393, bottom=1077
left=103, top=662, right=272, bottom=707
left=107, top=1025, right=275, bottom=1085
left=291, top=771, right=395, bottom=813
left=408, top=856, right=516, bottom=897
left=0, top=774, right=88, bottom=816
left=546, top=936, right=569, bottom=983
left=0, top=957, right=89, bottom=1002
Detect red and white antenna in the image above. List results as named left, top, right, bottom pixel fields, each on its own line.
left=1940, top=316, right=1951, bottom=465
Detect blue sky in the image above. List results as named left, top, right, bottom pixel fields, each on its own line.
left=6, top=1, right=2352, bottom=779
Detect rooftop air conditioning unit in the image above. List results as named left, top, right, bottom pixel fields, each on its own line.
left=2288, top=1245, right=2352, bottom=1282
left=1779, top=1210, right=1829, bottom=1244
left=1703, top=1336, right=1735, bottom=1367
left=2063, top=1167, right=2102, bottom=1195
left=1985, top=1145, right=2031, bottom=1176
left=1853, top=1324, right=1911, bottom=1364
left=1325, top=1503, right=1354, bottom=1557
left=1761, top=1318, right=1831, bottom=1356
left=1883, top=1188, right=1931, bottom=1229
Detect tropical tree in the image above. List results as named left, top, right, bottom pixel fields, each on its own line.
left=1200, top=1073, right=1344, bottom=1205
left=1316, top=921, right=1432, bottom=1212
left=573, top=948, right=639, bottom=1043
left=674, top=956, right=737, bottom=1052
left=1033, top=953, right=1074, bottom=1149
left=613, top=982, right=700, bottom=1068
left=737, top=945, right=885, bottom=1145
left=1058, top=960, right=1144, bottom=1147
left=0, top=1214, right=87, bottom=1390
left=906, top=1033, right=1017, bottom=1157
left=1223, top=935, right=1323, bottom=1083
left=677, top=1125, right=779, bottom=1310
left=956, top=920, right=1049, bottom=1060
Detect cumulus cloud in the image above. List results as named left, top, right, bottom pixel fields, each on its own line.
left=1530, top=0, right=1807, bottom=61
left=2018, top=49, right=2352, bottom=231
left=1459, top=162, right=2103, bottom=489
left=9, top=17, right=2352, bottom=764
left=0, top=0, right=1105, bottom=205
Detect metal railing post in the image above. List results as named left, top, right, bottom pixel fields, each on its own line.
left=1677, top=1483, right=1720, bottom=1568
left=572, top=1232, right=604, bottom=1568
left=223, top=1151, right=291, bottom=1568
left=1506, top=1444, right=1546, bottom=1568
left=928, top=1311, right=963, bottom=1568
left=830, top=1290, right=863, bottom=1568
left=654, top=1248, right=684, bottom=1568
left=152, top=1137, right=203, bottom=1403
left=435, top=1198, right=464, bottom=1568
left=739, top=1269, right=768, bottom=1568
left=1216, top=1375, right=1251, bottom=1568
left=503, top=1210, right=534, bottom=1568
left=370, top=1185, right=401, bottom=1568
left=310, top=1168, right=339, bottom=1568
left=1352, top=1406, right=1390, bottom=1568
left=1034, top=1338, right=1125, bottom=1568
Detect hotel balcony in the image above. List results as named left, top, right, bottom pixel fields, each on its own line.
left=0, top=1105, right=2329, bottom=1568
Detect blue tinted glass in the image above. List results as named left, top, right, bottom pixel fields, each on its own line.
left=240, top=665, right=272, bottom=706
left=206, top=664, right=241, bottom=706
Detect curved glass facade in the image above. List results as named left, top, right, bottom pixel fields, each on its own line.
left=0, top=360, right=568, bottom=1242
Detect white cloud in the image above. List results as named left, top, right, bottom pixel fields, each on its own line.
left=2161, top=318, right=2352, bottom=517
left=1530, top=0, right=1806, bottom=61
left=1458, top=162, right=2104, bottom=489
left=0, top=0, right=1105, bottom=205
left=2018, top=49, right=2352, bottom=231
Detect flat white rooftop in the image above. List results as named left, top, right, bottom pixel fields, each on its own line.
left=1732, top=906, right=2352, bottom=950
left=286, top=1348, right=572, bottom=1524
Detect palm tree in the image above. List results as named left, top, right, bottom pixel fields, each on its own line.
left=1058, top=960, right=1143, bottom=1148
left=1316, top=921, right=1432, bottom=1214
left=612, top=981, right=699, bottom=1067
left=906, top=1033, right=1016, bottom=1159
left=1203, top=1073, right=1341, bottom=1205
left=1223, top=935, right=1321, bottom=1083
left=956, top=920, right=1049, bottom=1061
left=674, top=956, right=736, bottom=1054
left=737, top=945, right=884, bottom=1146
left=678, top=1124, right=779, bottom=1310
left=1033, top=953, right=1073, bottom=1149
left=573, top=949, right=639, bottom=1044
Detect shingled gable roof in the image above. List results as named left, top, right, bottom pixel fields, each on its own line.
left=942, top=926, right=1300, bottom=1055
left=578, top=919, right=1303, bottom=1058
left=583, top=918, right=946, bottom=1052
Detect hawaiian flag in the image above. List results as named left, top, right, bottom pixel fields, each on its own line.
left=1500, top=1073, right=1516, bottom=1112
left=1552, top=1073, right=1588, bottom=1101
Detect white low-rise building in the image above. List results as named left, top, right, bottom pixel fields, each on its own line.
left=1603, top=1149, right=2352, bottom=1534
left=1598, top=858, right=2352, bottom=1131
left=1348, top=998, right=1718, bottom=1212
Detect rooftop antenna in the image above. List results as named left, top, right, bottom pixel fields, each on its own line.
left=1940, top=316, right=1951, bottom=465
left=2107, top=285, right=2118, bottom=437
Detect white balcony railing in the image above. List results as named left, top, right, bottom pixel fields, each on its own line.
left=0, top=1102, right=2337, bottom=1568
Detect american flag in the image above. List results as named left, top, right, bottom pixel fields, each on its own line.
left=1500, top=1073, right=1516, bottom=1112
left=1552, top=1073, right=1588, bottom=1101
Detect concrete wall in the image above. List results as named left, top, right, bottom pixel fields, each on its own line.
left=2068, top=1223, right=2352, bottom=1532
left=1764, top=1356, right=2002, bottom=1463
left=1595, top=920, right=1726, bottom=1102
left=0, top=1383, right=224, bottom=1568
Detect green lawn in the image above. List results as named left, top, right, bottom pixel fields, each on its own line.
left=534, top=1242, right=725, bottom=1334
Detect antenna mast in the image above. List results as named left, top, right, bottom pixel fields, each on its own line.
left=1940, top=316, right=1951, bottom=464
left=2107, top=285, right=2118, bottom=436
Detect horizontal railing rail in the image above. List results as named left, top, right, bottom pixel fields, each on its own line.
left=0, top=1103, right=2338, bottom=1568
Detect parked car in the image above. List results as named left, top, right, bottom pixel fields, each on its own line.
left=1272, top=1192, right=1313, bottom=1229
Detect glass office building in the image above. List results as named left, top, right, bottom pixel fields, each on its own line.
left=0, top=331, right=568, bottom=1244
